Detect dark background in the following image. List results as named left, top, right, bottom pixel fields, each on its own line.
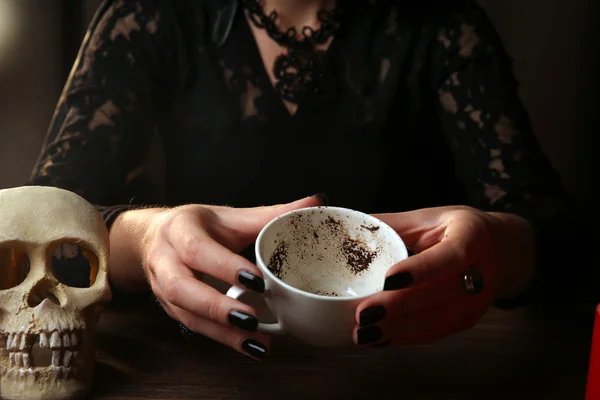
left=0, top=0, right=597, bottom=212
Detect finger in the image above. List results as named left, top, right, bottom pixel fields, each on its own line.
left=161, top=274, right=261, bottom=333
left=153, top=282, right=271, bottom=360
left=356, top=274, right=463, bottom=326
left=381, top=211, right=490, bottom=291
left=373, top=208, right=446, bottom=251
left=167, top=222, right=266, bottom=293
left=144, top=243, right=196, bottom=299
left=153, top=288, right=178, bottom=320
left=381, top=238, right=471, bottom=291
left=173, top=234, right=265, bottom=293
left=149, top=249, right=262, bottom=332
left=354, top=289, right=491, bottom=347
left=221, top=193, right=329, bottom=242
left=387, top=292, right=490, bottom=346
left=181, top=312, right=271, bottom=360
left=148, top=272, right=188, bottom=327
left=146, top=254, right=195, bottom=320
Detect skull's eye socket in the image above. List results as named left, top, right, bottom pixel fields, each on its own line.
left=50, top=243, right=99, bottom=288
left=0, top=245, right=30, bottom=290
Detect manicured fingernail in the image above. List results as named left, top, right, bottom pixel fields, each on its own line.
left=242, top=338, right=267, bottom=359
left=384, top=272, right=413, bottom=291
left=359, top=305, right=385, bottom=326
left=229, top=311, right=258, bottom=332
left=372, top=339, right=391, bottom=348
left=238, top=271, right=265, bottom=293
left=179, top=322, right=202, bottom=344
left=312, top=193, right=329, bottom=206
left=356, top=325, right=383, bottom=345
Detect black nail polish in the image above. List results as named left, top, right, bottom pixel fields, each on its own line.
left=372, top=339, right=391, bottom=348
left=313, top=193, right=329, bottom=206
left=179, top=322, right=202, bottom=344
left=357, top=325, right=383, bottom=345
left=242, top=339, right=267, bottom=359
left=228, top=311, right=258, bottom=332
left=238, top=271, right=265, bottom=293
left=359, top=305, right=386, bottom=327
left=384, top=272, right=413, bottom=291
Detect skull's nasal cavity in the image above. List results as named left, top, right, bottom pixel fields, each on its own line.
left=27, top=280, right=63, bottom=307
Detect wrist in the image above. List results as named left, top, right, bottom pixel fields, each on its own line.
left=109, top=207, right=167, bottom=292
left=119, top=207, right=167, bottom=256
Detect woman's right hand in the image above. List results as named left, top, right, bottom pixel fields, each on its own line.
left=136, top=195, right=326, bottom=359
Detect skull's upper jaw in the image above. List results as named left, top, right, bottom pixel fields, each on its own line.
left=1, top=329, right=87, bottom=377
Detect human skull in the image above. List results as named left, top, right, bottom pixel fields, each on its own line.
left=0, top=186, right=111, bottom=400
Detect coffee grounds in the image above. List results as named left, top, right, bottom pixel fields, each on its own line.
left=313, top=290, right=341, bottom=297
left=361, top=224, right=380, bottom=232
left=323, top=216, right=343, bottom=232
left=267, top=241, right=288, bottom=279
left=341, top=237, right=378, bottom=274
left=266, top=214, right=380, bottom=294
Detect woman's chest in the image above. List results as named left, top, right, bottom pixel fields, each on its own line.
left=156, top=10, right=437, bottom=206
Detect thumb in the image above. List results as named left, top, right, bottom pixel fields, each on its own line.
left=373, top=208, right=442, bottom=251
left=227, top=193, right=329, bottom=241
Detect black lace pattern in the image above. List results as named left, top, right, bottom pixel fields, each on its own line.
left=242, top=0, right=342, bottom=105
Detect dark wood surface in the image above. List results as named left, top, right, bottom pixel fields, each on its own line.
left=91, top=296, right=594, bottom=400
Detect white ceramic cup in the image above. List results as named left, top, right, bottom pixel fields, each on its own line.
left=226, top=206, right=408, bottom=347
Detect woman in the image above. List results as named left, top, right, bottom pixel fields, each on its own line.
left=27, top=0, right=591, bottom=360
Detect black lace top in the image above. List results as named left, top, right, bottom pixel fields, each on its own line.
left=27, top=0, right=594, bottom=305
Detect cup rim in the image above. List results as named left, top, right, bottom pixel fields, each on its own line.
left=254, top=206, right=408, bottom=301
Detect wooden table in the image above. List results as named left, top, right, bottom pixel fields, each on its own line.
left=92, top=295, right=594, bottom=400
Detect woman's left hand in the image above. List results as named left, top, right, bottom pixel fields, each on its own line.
left=354, top=206, right=536, bottom=347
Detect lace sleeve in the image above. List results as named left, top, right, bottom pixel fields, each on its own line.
left=430, top=3, right=596, bottom=306
left=27, top=0, right=176, bottom=229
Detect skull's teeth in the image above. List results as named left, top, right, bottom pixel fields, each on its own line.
left=7, top=352, right=31, bottom=368
left=42, top=330, right=81, bottom=349
left=8, top=333, right=18, bottom=351
left=13, top=333, right=20, bottom=351
left=39, top=332, right=49, bottom=348
left=62, top=332, right=71, bottom=348
left=3, top=330, right=82, bottom=372
left=63, top=350, right=73, bottom=367
left=51, top=350, right=61, bottom=367
left=6, top=349, right=80, bottom=369
left=50, top=332, right=61, bottom=349
left=19, top=333, right=32, bottom=350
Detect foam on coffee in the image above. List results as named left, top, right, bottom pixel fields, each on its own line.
left=259, top=208, right=398, bottom=297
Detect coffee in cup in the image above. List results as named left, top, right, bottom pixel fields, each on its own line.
left=262, top=208, right=398, bottom=298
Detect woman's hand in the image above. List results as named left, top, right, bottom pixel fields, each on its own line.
left=353, top=206, right=536, bottom=346
left=116, top=195, right=326, bottom=359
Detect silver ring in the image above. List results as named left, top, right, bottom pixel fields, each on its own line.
left=463, top=267, right=483, bottom=295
